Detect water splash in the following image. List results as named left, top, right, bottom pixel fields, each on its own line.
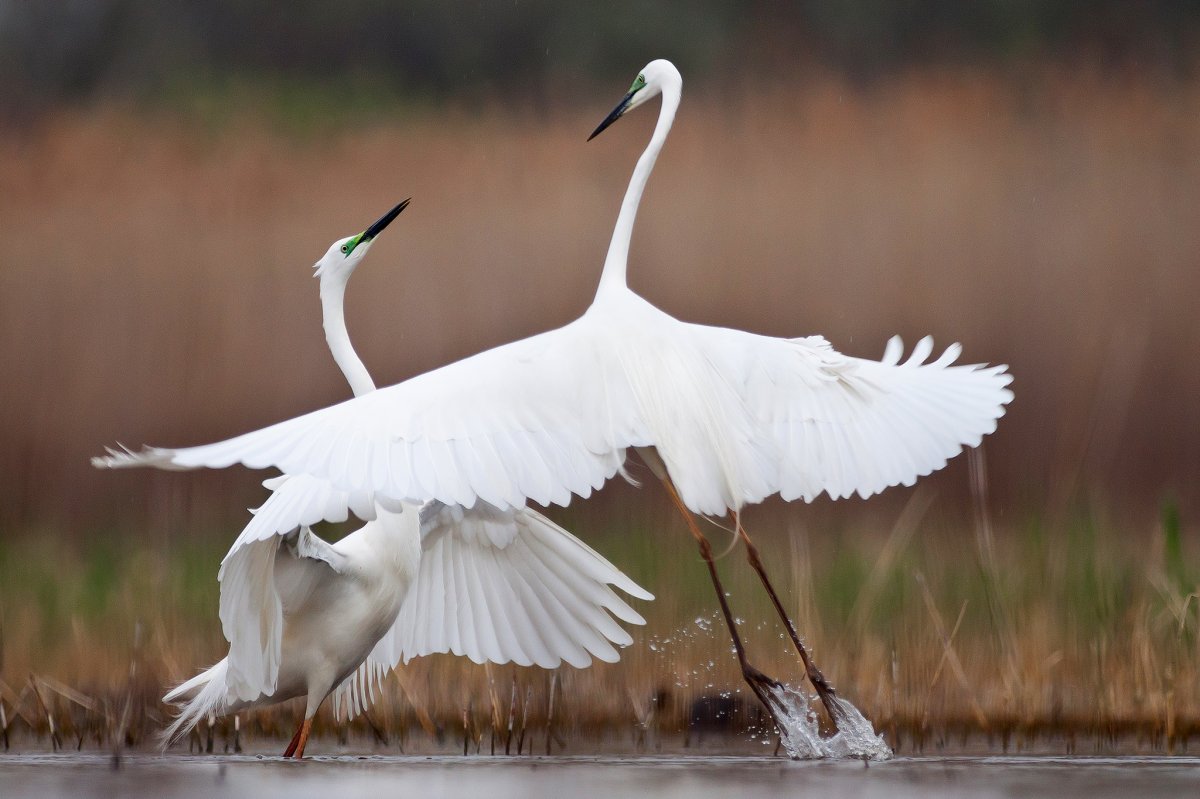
left=769, top=684, right=893, bottom=761
left=643, top=612, right=889, bottom=760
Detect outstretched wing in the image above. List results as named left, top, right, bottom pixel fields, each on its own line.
left=695, top=328, right=1013, bottom=506
left=366, top=501, right=653, bottom=671
left=95, top=303, right=1010, bottom=516
left=93, top=320, right=647, bottom=511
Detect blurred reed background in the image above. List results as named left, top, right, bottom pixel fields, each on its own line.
left=1, top=2, right=1198, bottom=752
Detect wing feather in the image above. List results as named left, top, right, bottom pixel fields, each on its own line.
left=688, top=325, right=1013, bottom=505
left=95, top=305, right=1009, bottom=518
left=471, top=546, right=532, bottom=666
left=215, top=475, right=370, bottom=703
left=382, top=502, right=651, bottom=670
left=216, top=537, right=281, bottom=702
left=93, top=322, right=641, bottom=511
left=331, top=657, right=390, bottom=721
left=512, top=533, right=629, bottom=655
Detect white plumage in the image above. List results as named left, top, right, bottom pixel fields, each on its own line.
left=100, top=59, right=1012, bottom=745
left=158, top=203, right=651, bottom=756
left=95, top=300, right=1011, bottom=519
left=399, top=500, right=649, bottom=668
left=162, top=503, right=420, bottom=750
left=96, top=62, right=1011, bottom=521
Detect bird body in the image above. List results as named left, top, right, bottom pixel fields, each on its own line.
left=270, top=512, right=417, bottom=704
left=101, top=59, right=1011, bottom=752
left=162, top=503, right=418, bottom=742
left=159, top=203, right=652, bottom=753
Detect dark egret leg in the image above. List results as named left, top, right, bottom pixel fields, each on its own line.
left=734, top=517, right=846, bottom=728
left=282, top=719, right=304, bottom=757
left=657, top=476, right=791, bottom=729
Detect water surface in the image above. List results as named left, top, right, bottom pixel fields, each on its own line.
left=1, top=754, right=1196, bottom=799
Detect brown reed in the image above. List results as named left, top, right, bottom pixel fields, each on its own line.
left=1, top=64, right=1198, bottom=753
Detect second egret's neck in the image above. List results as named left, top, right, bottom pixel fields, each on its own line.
left=319, top=276, right=376, bottom=397
left=596, top=83, right=681, bottom=299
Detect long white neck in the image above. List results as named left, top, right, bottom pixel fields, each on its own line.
left=319, top=268, right=418, bottom=571
left=319, top=276, right=376, bottom=398
left=595, top=83, right=681, bottom=299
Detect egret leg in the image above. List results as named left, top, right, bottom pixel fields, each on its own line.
left=283, top=716, right=314, bottom=758
left=282, top=719, right=304, bottom=757
left=657, top=477, right=790, bottom=728
left=734, top=518, right=846, bottom=729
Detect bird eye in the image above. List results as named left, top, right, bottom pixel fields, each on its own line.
left=341, top=244, right=350, bottom=254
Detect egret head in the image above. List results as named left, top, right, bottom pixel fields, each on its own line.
left=588, top=59, right=681, bottom=141
left=314, top=198, right=410, bottom=281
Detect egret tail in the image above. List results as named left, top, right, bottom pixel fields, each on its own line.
left=160, top=658, right=235, bottom=748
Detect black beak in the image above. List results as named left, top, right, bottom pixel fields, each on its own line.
left=588, top=91, right=636, bottom=141
left=363, top=198, right=410, bottom=242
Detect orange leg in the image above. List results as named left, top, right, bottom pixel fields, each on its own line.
left=292, top=717, right=314, bottom=759
left=282, top=716, right=313, bottom=758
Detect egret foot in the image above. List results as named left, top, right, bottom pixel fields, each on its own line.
left=282, top=717, right=313, bottom=758
left=292, top=717, right=313, bottom=759
left=738, top=662, right=793, bottom=732
left=655, top=474, right=800, bottom=737
left=283, top=723, right=302, bottom=757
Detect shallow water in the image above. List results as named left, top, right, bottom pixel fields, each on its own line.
left=1, top=754, right=1196, bottom=799
left=768, top=684, right=893, bottom=760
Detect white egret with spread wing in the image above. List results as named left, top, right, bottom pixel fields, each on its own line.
left=98, top=60, right=1012, bottom=736
left=161, top=201, right=651, bottom=757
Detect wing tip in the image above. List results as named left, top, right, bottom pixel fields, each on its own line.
left=625, top=585, right=656, bottom=602
left=91, top=443, right=178, bottom=470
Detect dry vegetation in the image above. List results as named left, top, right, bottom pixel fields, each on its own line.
left=1, top=66, right=1198, bottom=753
